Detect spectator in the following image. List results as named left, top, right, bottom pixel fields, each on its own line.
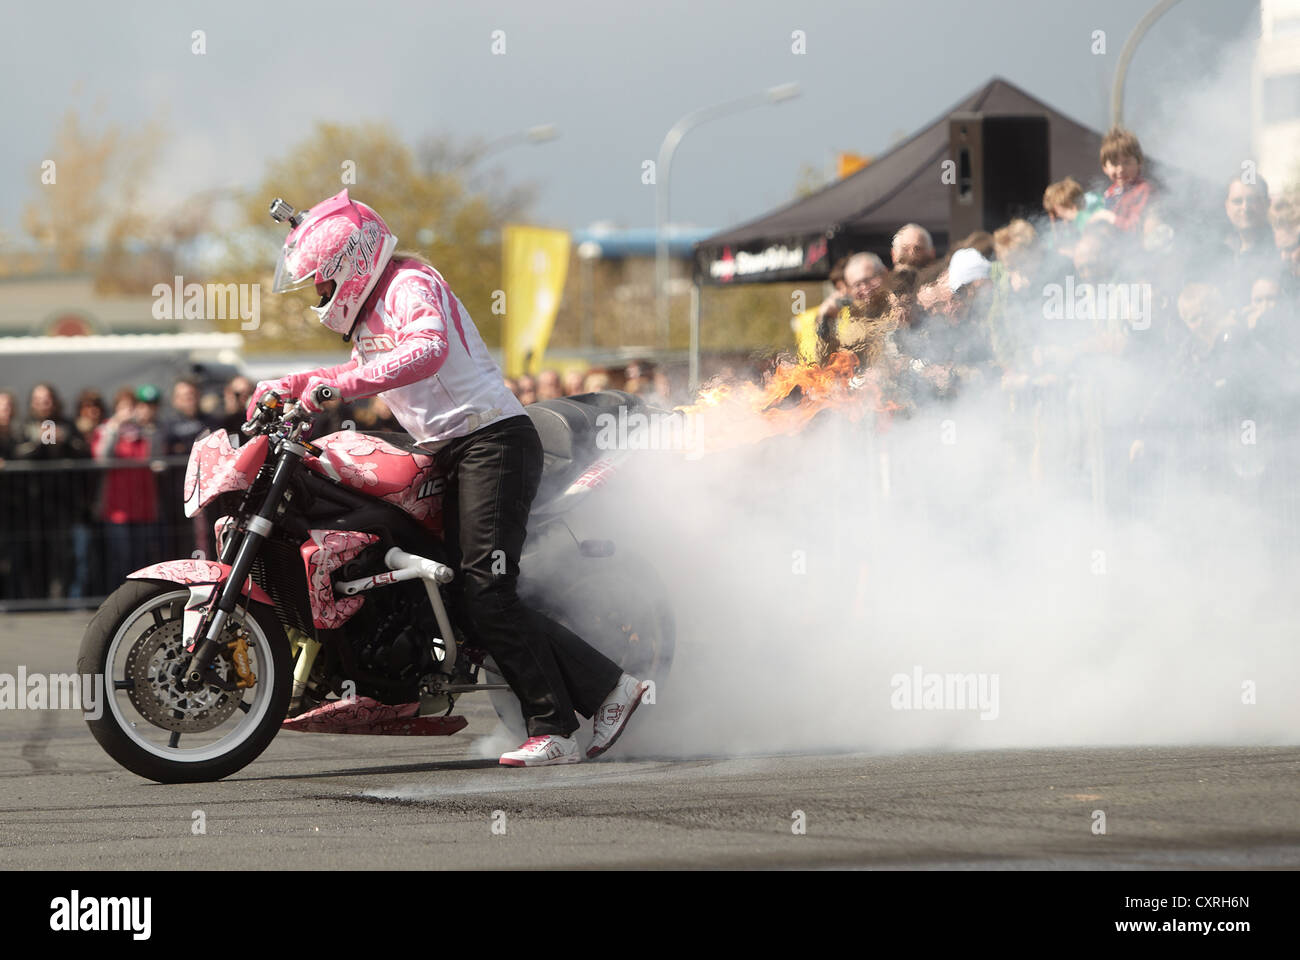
left=820, top=286, right=906, bottom=372
left=1270, top=194, right=1300, bottom=291
left=891, top=224, right=936, bottom=270
left=562, top=368, right=586, bottom=396
left=1043, top=176, right=1111, bottom=254
left=503, top=377, right=520, bottom=400
left=623, top=360, right=654, bottom=395
left=987, top=220, right=1044, bottom=374
left=157, top=378, right=210, bottom=559
left=650, top=368, right=674, bottom=406
left=1072, top=221, right=1119, bottom=284
left=74, top=390, right=106, bottom=439
left=516, top=374, right=538, bottom=405
left=816, top=252, right=887, bottom=346
left=1100, top=127, right=1153, bottom=232
left=583, top=368, right=612, bottom=393
left=1222, top=175, right=1276, bottom=306
left=72, top=389, right=108, bottom=600
left=96, top=385, right=163, bottom=588
left=896, top=248, right=993, bottom=400
left=218, top=375, right=255, bottom=437
left=0, top=390, right=15, bottom=461
left=1244, top=275, right=1281, bottom=330
left=537, top=369, right=564, bottom=400
left=12, top=384, right=91, bottom=599
left=1224, top=175, right=1274, bottom=262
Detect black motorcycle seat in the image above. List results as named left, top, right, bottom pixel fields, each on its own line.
left=526, top=390, right=639, bottom=462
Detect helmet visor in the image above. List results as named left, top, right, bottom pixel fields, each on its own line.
left=272, top=243, right=317, bottom=294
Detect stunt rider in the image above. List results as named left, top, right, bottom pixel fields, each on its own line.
left=250, top=190, right=647, bottom=766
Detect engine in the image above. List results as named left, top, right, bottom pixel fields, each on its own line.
left=337, top=547, right=443, bottom=684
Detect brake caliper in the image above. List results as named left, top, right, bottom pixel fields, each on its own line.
left=227, top=629, right=257, bottom=689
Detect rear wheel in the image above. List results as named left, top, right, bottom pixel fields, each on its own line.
left=487, top=552, right=674, bottom=740
left=77, top=580, right=292, bottom=783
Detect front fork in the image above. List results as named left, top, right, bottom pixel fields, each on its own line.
left=182, top=442, right=307, bottom=690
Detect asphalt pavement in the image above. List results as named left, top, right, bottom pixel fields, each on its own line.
left=2, top=610, right=1298, bottom=870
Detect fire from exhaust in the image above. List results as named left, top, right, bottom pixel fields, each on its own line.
left=676, top=351, right=890, bottom=456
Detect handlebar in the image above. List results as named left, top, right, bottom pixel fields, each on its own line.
left=240, top=384, right=338, bottom=438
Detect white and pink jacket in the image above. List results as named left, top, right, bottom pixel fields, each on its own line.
left=280, top=259, right=523, bottom=446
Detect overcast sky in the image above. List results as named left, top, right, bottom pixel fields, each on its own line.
left=0, top=0, right=1262, bottom=239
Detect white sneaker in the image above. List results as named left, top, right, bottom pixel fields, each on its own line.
left=499, top=734, right=582, bottom=767
left=587, top=673, right=649, bottom=760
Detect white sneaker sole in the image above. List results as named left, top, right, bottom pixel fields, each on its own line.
left=499, top=751, right=582, bottom=767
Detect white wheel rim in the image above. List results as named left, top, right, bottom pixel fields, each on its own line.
left=103, top=589, right=277, bottom=763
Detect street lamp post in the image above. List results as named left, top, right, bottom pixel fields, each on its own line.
left=461, top=124, right=560, bottom=170
left=655, top=83, right=800, bottom=349
left=1111, top=0, right=1185, bottom=128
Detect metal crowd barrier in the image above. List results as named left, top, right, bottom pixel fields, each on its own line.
left=0, top=455, right=196, bottom=612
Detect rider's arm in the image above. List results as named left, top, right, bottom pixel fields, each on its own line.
left=322, top=332, right=447, bottom=402
left=278, top=359, right=359, bottom=399
left=303, top=274, right=451, bottom=404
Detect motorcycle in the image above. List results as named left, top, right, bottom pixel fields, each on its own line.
left=78, top=385, right=674, bottom=783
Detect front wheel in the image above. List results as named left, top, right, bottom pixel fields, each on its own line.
left=77, top=580, right=292, bottom=783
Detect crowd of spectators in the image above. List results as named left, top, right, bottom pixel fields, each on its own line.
left=793, top=126, right=1300, bottom=515
left=9, top=125, right=1295, bottom=599
left=503, top=359, right=678, bottom=409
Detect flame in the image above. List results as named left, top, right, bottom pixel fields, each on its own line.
left=677, top=351, right=895, bottom=456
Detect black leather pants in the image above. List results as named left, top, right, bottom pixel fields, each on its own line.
left=438, top=415, right=622, bottom=737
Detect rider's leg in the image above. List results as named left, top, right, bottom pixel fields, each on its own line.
left=443, top=416, right=620, bottom=738
left=531, top=610, right=623, bottom=719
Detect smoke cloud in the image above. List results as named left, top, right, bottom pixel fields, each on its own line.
left=551, top=24, right=1300, bottom=760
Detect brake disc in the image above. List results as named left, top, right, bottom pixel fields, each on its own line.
left=125, top=619, right=245, bottom=732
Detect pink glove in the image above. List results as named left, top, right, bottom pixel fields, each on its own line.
left=297, top=377, right=338, bottom=415
left=246, top=379, right=290, bottom=421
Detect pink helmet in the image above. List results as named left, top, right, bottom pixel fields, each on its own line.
left=272, top=190, right=397, bottom=336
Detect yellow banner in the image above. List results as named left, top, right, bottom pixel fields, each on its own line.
left=502, top=225, right=571, bottom=377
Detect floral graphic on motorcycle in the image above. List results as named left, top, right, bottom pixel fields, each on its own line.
left=183, top=432, right=269, bottom=519
left=300, top=529, right=380, bottom=629
left=306, top=431, right=444, bottom=534
left=130, top=558, right=225, bottom=584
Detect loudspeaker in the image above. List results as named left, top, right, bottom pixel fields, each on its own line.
left=948, top=113, right=1050, bottom=243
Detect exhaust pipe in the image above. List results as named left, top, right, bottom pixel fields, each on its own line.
left=384, top=548, right=457, bottom=672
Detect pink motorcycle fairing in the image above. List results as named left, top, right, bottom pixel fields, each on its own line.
left=281, top=696, right=468, bottom=736
left=300, top=529, right=380, bottom=629
left=184, top=432, right=269, bottom=518
left=128, top=559, right=274, bottom=647
left=303, top=431, right=446, bottom=535
left=128, top=559, right=273, bottom=604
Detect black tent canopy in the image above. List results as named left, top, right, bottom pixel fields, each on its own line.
left=694, top=76, right=1107, bottom=285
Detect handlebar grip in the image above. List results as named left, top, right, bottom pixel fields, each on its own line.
left=312, top=385, right=336, bottom=404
